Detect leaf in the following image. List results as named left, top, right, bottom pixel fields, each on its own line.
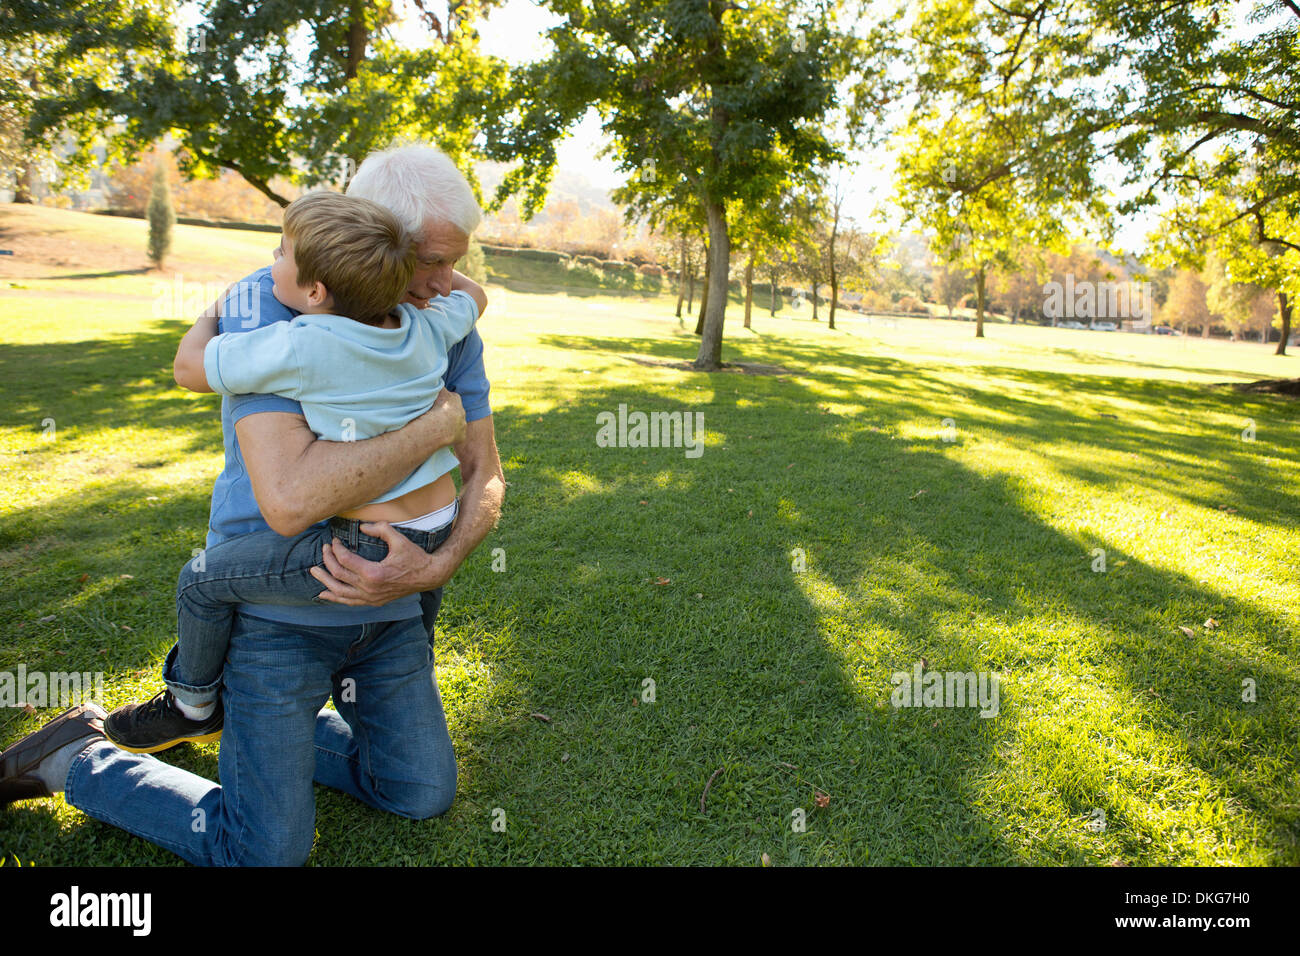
left=119, top=574, right=134, bottom=580
left=814, top=790, right=830, bottom=808
left=761, top=852, right=772, bottom=867
left=653, top=577, right=670, bottom=586
left=638, top=499, right=648, bottom=505
left=909, top=489, right=927, bottom=500
left=22, top=703, right=36, bottom=715
left=746, top=509, right=753, bottom=518
left=37, top=615, right=56, bottom=624
left=1204, top=618, right=1219, bottom=629
left=529, top=712, right=551, bottom=723
left=1178, top=626, right=1195, bottom=637
left=77, top=574, right=89, bottom=583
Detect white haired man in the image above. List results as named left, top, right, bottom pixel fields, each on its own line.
left=0, top=145, right=505, bottom=865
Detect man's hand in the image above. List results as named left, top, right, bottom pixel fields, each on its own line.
left=309, top=522, right=453, bottom=605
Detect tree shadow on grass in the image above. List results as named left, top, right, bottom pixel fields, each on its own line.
left=3, top=325, right=1296, bottom=865
left=0, top=322, right=223, bottom=460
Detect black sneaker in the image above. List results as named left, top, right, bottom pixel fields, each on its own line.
left=104, top=690, right=223, bottom=754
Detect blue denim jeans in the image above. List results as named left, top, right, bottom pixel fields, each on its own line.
left=163, top=511, right=454, bottom=708
left=65, top=610, right=456, bottom=866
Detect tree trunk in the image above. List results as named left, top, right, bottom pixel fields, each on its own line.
left=695, top=249, right=710, bottom=336
left=828, top=277, right=838, bottom=330
left=686, top=267, right=695, bottom=314
left=769, top=268, right=778, bottom=316
left=1278, top=291, right=1292, bottom=356
left=811, top=280, right=820, bottom=322
left=675, top=240, right=687, bottom=318
left=974, top=266, right=986, bottom=338
left=11, top=160, right=36, bottom=204
left=692, top=198, right=730, bottom=370
left=743, top=252, right=755, bottom=329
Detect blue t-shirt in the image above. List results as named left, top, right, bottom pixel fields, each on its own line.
left=203, top=292, right=479, bottom=504
left=206, top=267, right=492, bottom=626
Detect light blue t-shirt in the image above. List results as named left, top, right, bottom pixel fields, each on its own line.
left=202, top=291, right=478, bottom=504
left=205, top=267, right=493, bottom=627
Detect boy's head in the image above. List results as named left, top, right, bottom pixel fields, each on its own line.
left=271, top=191, right=416, bottom=323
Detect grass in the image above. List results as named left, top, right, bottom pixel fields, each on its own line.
left=0, top=205, right=1297, bottom=866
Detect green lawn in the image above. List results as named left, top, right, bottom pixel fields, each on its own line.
left=1, top=208, right=1297, bottom=865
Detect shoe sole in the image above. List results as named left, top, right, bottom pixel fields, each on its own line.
left=106, top=729, right=223, bottom=754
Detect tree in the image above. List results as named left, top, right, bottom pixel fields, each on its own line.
left=27, top=1, right=507, bottom=206
left=146, top=161, right=174, bottom=269
left=485, top=0, right=890, bottom=369
left=898, top=0, right=1103, bottom=338
left=1, top=1, right=174, bottom=200
left=1163, top=269, right=1212, bottom=336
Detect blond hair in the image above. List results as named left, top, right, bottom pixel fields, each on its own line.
left=282, top=191, right=416, bottom=323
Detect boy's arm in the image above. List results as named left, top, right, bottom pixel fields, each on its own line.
left=450, top=270, right=487, bottom=317
left=173, top=296, right=224, bottom=392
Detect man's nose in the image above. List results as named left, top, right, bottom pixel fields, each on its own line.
left=429, top=267, right=453, bottom=298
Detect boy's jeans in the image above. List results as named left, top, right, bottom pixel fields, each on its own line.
left=66, top=610, right=456, bottom=865
left=163, top=509, right=455, bottom=708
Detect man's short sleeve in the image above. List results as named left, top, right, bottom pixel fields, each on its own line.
left=445, top=327, right=491, bottom=422
left=219, top=267, right=304, bottom=423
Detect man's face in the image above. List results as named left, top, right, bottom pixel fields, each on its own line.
left=404, top=219, right=470, bottom=307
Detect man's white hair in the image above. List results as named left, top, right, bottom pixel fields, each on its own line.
left=346, top=143, right=482, bottom=238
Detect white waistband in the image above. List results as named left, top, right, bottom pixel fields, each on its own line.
left=391, top=498, right=458, bottom=531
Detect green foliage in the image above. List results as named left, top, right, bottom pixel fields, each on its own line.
left=145, top=162, right=174, bottom=267
left=25, top=1, right=509, bottom=205
left=462, top=236, right=487, bottom=284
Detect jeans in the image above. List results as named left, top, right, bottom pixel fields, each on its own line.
left=164, top=511, right=455, bottom=708
left=65, top=610, right=457, bottom=866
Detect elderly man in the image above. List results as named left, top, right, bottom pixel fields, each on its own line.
left=0, top=144, right=504, bottom=865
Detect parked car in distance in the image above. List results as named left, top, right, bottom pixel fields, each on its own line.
left=1059, top=320, right=1087, bottom=329
left=1153, top=325, right=1182, bottom=335
left=1091, top=321, right=1117, bottom=331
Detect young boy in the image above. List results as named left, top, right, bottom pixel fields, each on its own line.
left=104, top=190, right=487, bottom=753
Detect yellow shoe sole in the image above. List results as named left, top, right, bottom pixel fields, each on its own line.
left=106, top=730, right=223, bottom=754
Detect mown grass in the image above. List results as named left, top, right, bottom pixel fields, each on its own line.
left=0, top=207, right=1297, bottom=866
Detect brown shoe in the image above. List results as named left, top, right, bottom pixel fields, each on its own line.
left=0, top=703, right=107, bottom=807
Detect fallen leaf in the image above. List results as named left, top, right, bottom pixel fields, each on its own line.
left=77, top=574, right=89, bottom=583
left=561, top=752, right=570, bottom=763
left=37, top=615, right=56, bottom=623
left=746, top=509, right=753, bottom=518
left=909, top=489, right=927, bottom=500
left=631, top=698, right=639, bottom=706
left=654, top=577, right=671, bottom=586
left=119, top=574, right=133, bottom=580
left=694, top=593, right=703, bottom=599
left=638, top=499, right=648, bottom=505
left=761, top=852, right=772, bottom=867
left=529, top=712, right=551, bottom=723
left=1178, top=626, right=1195, bottom=637
left=1204, top=618, right=1219, bottom=629
left=786, top=463, right=795, bottom=469
left=120, top=625, right=133, bottom=631
left=22, top=703, right=36, bottom=715
left=54, top=649, right=66, bottom=656
left=814, top=790, right=830, bottom=808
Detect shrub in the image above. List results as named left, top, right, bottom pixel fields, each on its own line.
left=898, top=295, right=928, bottom=314
left=146, top=164, right=174, bottom=269
left=636, top=263, right=664, bottom=277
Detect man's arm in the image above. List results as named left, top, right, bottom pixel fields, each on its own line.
left=309, top=413, right=505, bottom=604
left=235, top=389, right=467, bottom=537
